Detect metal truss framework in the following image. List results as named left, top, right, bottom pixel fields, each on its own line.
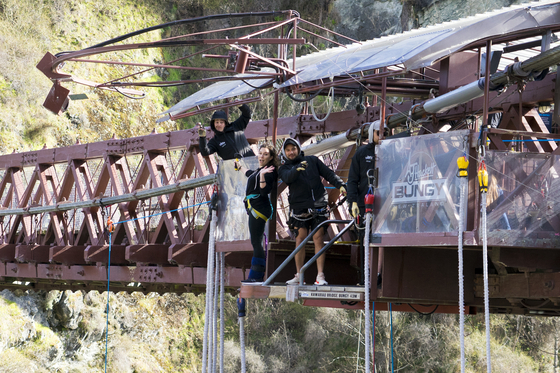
left=5, top=7, right=560, bottom=316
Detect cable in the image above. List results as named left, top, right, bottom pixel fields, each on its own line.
left=364, top=212, right=372, bottom=373
left=408, top=304, right=439, bottom=316
left=202, top=209, right=218, bottom=373
left=310, top=86, right=334, bottom=122
left=286, top=88, right=323, bottom=102
left=239, top=316, right=246, bottom=373
left=114, top=87, right=146, bottom=99
left=458, top=173, right=467, bottom=373
left=390, top=302, right=394, bottom=373
left=212, top=252, right=219, bottom=373
left=481, top=191, right=492, bottom=373
left=73, top=11, right=296, bottom=52
left=104, top=231, right=113, bottom=373
left=219, top=252, right=225, bottom=373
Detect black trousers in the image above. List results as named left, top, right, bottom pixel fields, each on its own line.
left=248, top=213, right=267, bottom=259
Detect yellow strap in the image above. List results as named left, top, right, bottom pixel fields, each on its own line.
left=247, top=199, right=269, bottom=221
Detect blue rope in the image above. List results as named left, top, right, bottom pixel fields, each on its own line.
left=390, top=303, right=394, bottom=373
left=103, top=199, right=212, bottom=370
left=502, top=139, right=559, bottom=142
left=112, top=200, right=211, bottom=226
left=104, top=231, right=112, bottom=373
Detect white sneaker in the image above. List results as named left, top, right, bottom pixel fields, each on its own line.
left=286, top=273, right=305, bottom=285
left=315, top=273, right=328, bottom=286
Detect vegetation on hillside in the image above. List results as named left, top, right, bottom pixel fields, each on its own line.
left=1, top=289, right=560, bottom=372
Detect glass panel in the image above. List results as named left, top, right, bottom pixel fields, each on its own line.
left=373, top=130, right=469, bottom=234
left=215, top=157, right=260, bottom=242
left=483, top=151, right=560, bottom=248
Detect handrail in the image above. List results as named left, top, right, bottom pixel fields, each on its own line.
left=299, top=220, right=355, bottom=285
left=263, top=219, right=353, bottom=286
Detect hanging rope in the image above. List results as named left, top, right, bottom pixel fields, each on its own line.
left=237, top=297, right=247, bottom=373
left=202, top=209, right=218, bottom=373
left=104, top=228, right=112, bottom=373
left=356, top=311, right=362, bottom=373
left=390, top=302, right=394, bottom=373
left=96, top=191, right=214, bottom=371
left=372, top=301, right=375, bottom=372
left=478, top=160, right=492, bottom=373
left=219, top=252, right=225, bottom=373
left=310, top=86, right=335, bottom=122
left=364, top=212, right=372, bottom=373
left=457, top=153, right=469, bottom=373
left=212, top=251, right=220, bottom=373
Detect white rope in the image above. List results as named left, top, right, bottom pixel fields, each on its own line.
left=458, top=177, right=467, bottom=373
left=310, top=86, right=335, bottom=122
left=364, top=213, right=373, bottom=373
left=202, top=209, right=217, bottom=373
left=239, top=316, right=246, bottom=373
left=219, top=252, right=225, bottom=373
left=481, top=192, right=492, bottom=372
left=356, top=309, right=362, bottom=373
left=212, top=251, right=219, bottom=373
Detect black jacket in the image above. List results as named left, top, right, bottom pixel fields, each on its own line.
left=347, top=142, right=376, bottom=209
left=279, top=152, right=344, bottom=212
left=199, top=105, right=255, bottom=160
left=245, top=167, right=278, bottom=217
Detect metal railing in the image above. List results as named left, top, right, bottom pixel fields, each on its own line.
left=263, top=218, right=354, bottom=286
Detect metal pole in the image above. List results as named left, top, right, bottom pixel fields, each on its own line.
left=263, top=219, right=350, bottom=286
left=299, top=220, right=355, bottom=285
left=482, top=40, right=492, bottom=133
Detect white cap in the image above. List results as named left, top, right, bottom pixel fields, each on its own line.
left=368, top=120, right=381, bottom=143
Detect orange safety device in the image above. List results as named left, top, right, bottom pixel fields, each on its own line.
left=107, top=218, right=115, bottom=233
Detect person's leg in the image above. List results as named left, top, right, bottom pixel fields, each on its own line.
left=244, top=215, right=267, bottom=281
left=294, top=226, right=308, bottom=274
left=248, top=214, right=266, bottom=259
left=313, top=227, right=325, bottom=275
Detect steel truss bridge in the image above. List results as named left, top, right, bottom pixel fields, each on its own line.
left=2, top=5, right=560, bottom=316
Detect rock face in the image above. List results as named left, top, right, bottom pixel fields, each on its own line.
left=333, top=0, right=404, bottom=40
left=333, top=0, right=529, bottom=40
left=48, top=290, right=84, bottom=330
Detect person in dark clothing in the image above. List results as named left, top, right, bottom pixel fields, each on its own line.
left=235, top=143, right=279, bottom=282
left=198, top=104, right=255, bottom=160
left=278, top=138, right=346, bottom=286
left=347, top=121, right=379, bottom=218
left=347, top=121, right=380, bottom=285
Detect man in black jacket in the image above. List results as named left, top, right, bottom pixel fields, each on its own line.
left=278, top=138, right=346, bottom=286
left=347, top=121, right=379, bottom=218
left=347, top=121, right=379, bottom=285
left=198, top=104, right=255, bottom=160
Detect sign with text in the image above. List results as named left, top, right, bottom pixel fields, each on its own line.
left=373, top=130, right=469, bottom=234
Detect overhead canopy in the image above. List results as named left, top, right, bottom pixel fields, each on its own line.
left=161, top=0, right=560, bottom=121
left=158, top=68, right=275, bottom=121
left=281, top=0, right=560, bottom=87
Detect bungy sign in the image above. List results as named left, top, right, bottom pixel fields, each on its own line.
left=373, top=130, right=469, bottom=234
left=393, top=162, right=447, bottom=203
